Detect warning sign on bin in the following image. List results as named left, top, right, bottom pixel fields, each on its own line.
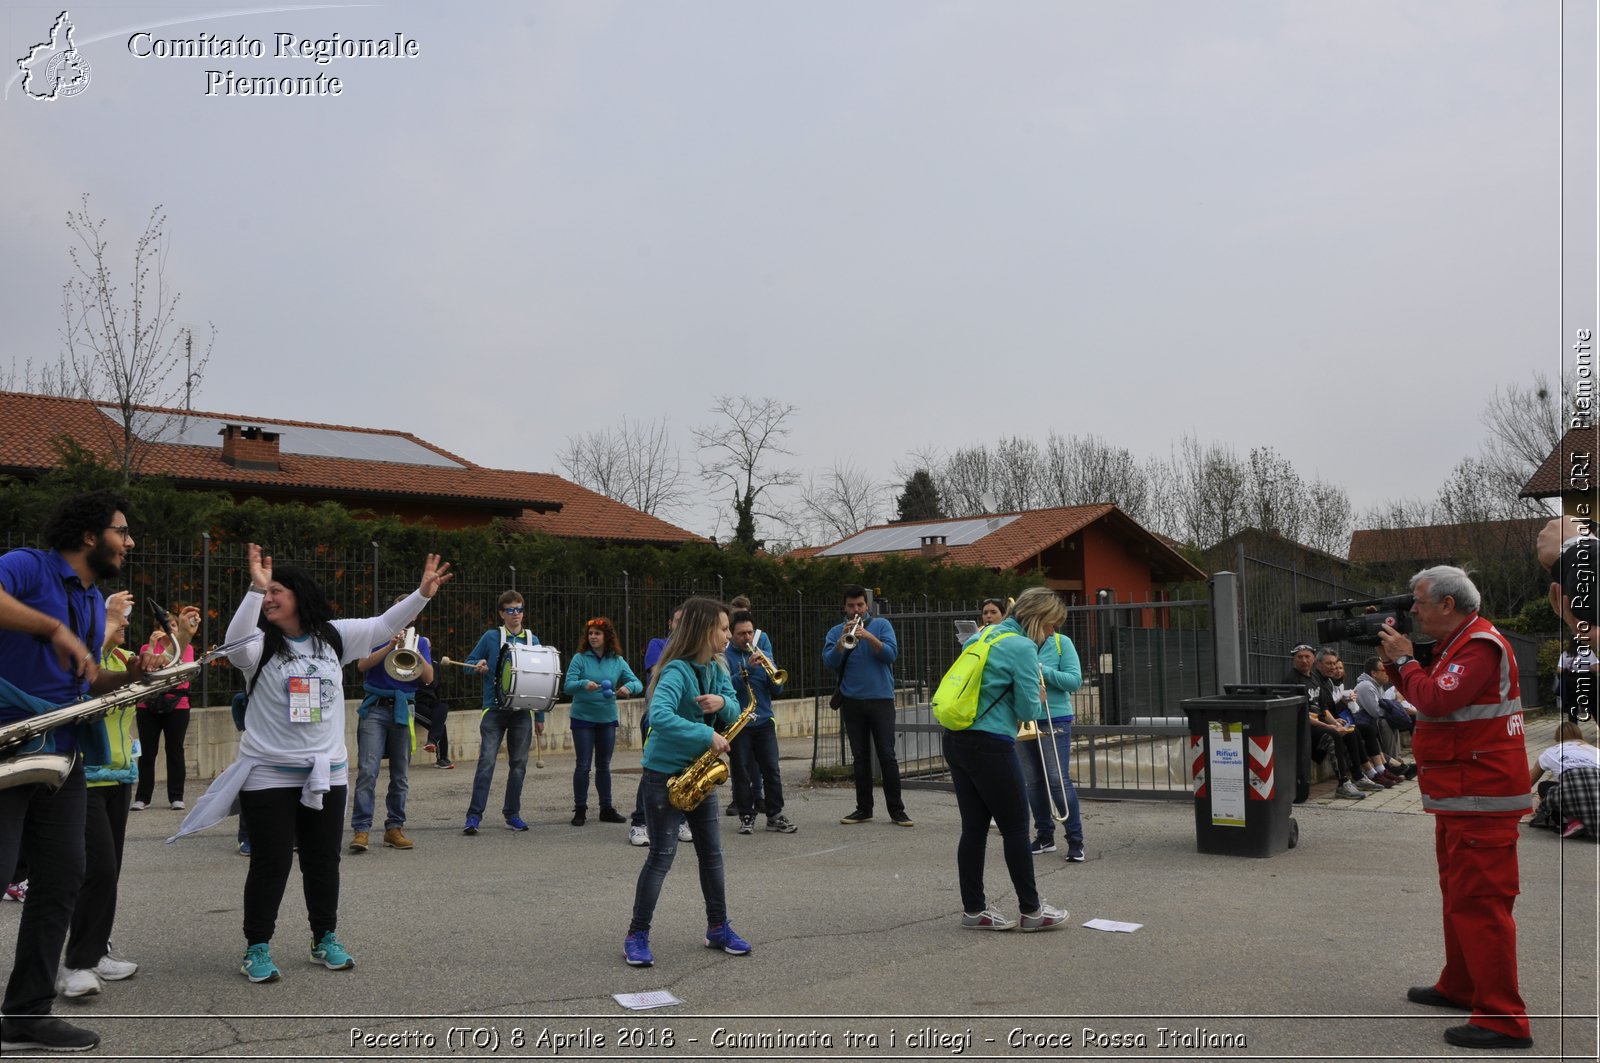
left=1207, top=721, right=1246, bottom=827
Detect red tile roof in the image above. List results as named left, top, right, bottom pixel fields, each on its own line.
left=0, top=390, right=703, bottom=545
left=1521, top=426, right=1600, bottom=498
left=796, top=505, right=1205, bottom=582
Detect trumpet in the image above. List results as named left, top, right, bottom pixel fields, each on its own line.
left=839, top=615, right=865, bottom=651
left=384, top=628, right=424, bottom=683
left=749, top=646, right=788, bottom=687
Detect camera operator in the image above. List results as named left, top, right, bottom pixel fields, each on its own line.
left=1376, top=565, right=1531, bottom=1051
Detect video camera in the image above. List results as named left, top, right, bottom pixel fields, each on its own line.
left=1299, top=593, right=1434, bottom=662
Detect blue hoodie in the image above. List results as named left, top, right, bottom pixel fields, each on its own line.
left=821, top=616, right=898, bottom=700
left=1039, top=633, right=1083, bottom=722
left=641, top=658, right=738, bottom=773
left=564, top=649, right=642, bottom=724
left=725, top=644, right=779, bottom=726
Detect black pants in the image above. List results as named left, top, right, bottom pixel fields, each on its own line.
left=942, top=729, right=1038, bottom=914
left=135, top=708, right=191, bottom=804
left=0, top=762, right=86, bottom=1017
left=65, top=783, right=129, bottom=969
left=730, top=722, right=783, bottom=817
left=839, top=697, right=905, bottom=817
left=238, top=785, right=346, bottom=946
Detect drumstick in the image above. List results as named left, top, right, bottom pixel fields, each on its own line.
left=437, top=657, right=482, bottom=670
left=535, top=730, right=545, bottom=769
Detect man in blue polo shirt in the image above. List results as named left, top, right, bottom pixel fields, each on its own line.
left=0, top=490, right=154, bottom=1055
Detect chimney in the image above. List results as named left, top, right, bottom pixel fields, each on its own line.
left=219, top=424, right=281, bottom=472
left=919, top=534, right=949, bottom=559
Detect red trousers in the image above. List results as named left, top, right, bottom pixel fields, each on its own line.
left=1432, top=814, right=1531, bottom=1039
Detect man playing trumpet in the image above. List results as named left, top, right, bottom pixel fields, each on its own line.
left=822, top=585, right=911, bottom=827
left=350, top=596, right=434, bottom=852
left=726, top=611, right=797, bottom=835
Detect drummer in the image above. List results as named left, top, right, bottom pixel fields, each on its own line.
left=461, top=592, right=544, bottom=835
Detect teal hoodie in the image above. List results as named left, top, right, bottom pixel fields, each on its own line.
left=641, top=658, right=738, bottom=773
left=564, top=649, right=642, bottom=724
left=966, top=617, right=1046, bottom=740
left=1039, top=632, right=1083, bottom=721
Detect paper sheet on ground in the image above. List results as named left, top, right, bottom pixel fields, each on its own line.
left=614, top=990, right=682, bottom=1010
left=1082, top=918, right=1143, bottom=933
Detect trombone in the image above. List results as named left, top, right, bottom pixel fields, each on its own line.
left=1021, top=663, right=1071, bottom=824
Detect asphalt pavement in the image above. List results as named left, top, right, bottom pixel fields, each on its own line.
left=1, top=718, right=1596, bottom=1062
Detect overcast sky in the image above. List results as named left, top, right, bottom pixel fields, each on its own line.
left=3, top=0, right=1593, bottom=542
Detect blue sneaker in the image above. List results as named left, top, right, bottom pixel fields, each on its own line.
left=505, top=815, right=529, bottom=832
left=240, top=943, right=280, bottom=983
left=309, top=931, right=354, bottom=970
left=462, top=815, right=480, bottom=836
left=237, top=839, right=252, bottom=856
left=704, top=922, right=751, bottom=956
left=623, top=931, right=653, bottom=967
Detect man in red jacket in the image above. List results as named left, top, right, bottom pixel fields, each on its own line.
left=1378, top=566, right=1531, bottom=1051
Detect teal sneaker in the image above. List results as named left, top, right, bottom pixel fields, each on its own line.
left=309, top=931, right=355, bottom=971
left=240, top=943, right=280, bottom=983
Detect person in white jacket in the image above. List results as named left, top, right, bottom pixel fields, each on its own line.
left=217, top=544, right=452, bottom=984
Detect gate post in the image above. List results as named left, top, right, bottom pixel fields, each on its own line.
left=1211, top=571, right=1243, bottom=692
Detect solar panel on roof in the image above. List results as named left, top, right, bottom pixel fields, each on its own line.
left=109, top=409, right=465, bottom=469
left=817, top=514, right=1017, bottom=556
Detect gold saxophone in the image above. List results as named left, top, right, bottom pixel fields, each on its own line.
left=666, top=665, right=757, bottom=812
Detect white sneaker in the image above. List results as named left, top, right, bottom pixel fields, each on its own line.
left=1019, top=903, right=1069, bottom=932
left=129, top=800, right=147, bottom=811
left=169, top=800, right=186, bottom=810
left=56, top=967, right=102, bottom=998
left=677, top=823, right=693, bottom=842
left=627, top=825, right=648, bottom=847
left=94, top=954, right=138, bottom=981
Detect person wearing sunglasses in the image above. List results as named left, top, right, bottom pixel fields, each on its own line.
left=462, top=592, right=544, bottom=834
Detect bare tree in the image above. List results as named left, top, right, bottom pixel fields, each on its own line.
left=1, top=354, right=75, bottom=395
left=939, top=445, right=994, bottom=516
left=798, top=459, right=889, bottom=543
left=558, top=415, right=688, bottom=516
left=1041, top=431, right=1153, bottom=520
left=992, top=436, right=1043, bottom=511
left=692, top=395, right=800, bottom=551
left=58, top=195, right=214, bottom=481
left=1477, top=372, right=1565, bottom=514
left=1302, top=479, right=1354, bottom=557
left=1242, top=446, right=1307, bottom=542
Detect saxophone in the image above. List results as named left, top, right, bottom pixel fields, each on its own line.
left=666, top=665, right=757, bottom=812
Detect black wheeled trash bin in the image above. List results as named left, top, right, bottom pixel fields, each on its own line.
left=1181, top=687, right=1304, bottom=857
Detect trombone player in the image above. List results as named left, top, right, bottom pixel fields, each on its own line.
left=1, top=489, right=157, bottom=1054
left=1020, top=624, right=1086, bottom=862
left=349, top=595, right=435, bottom=852
left=726, top=611, right=798, bottom=834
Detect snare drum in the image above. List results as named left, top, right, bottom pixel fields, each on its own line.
left=494, top=643, right=562, bottom=713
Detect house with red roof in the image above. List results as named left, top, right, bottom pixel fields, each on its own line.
left=794, top=504, right=1205, bottom=605
left=0, top=390, right=703, bottom=545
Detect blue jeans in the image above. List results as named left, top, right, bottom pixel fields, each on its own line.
left=941, top=728, right=1038, bottom=915
left=731, top=721, right=783, bottom=817
left=352, top=705, right=411, bottom=831
left=570, top=721, right=617, bottom=811
left=1016, top=717, right=1082, bottom=847
left=630, top=719, right=651, bottom=827
left=468, top=708, right=532, bottom=820
left=629, top=770, right=727, bottom=935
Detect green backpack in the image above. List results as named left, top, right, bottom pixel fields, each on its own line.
left=931, top=627, right=1018, bottom=730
